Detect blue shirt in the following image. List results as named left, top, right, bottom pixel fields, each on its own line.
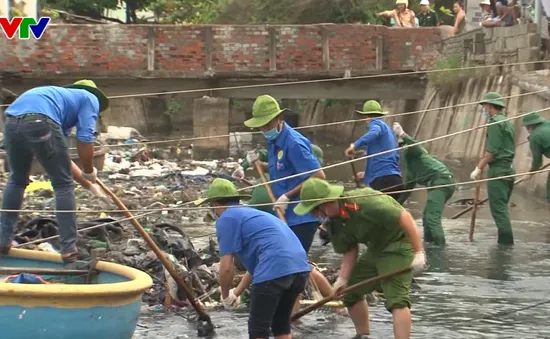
left=353, top=118, right=402, bottom=185
left=5, top=86, right=100, bottom=143
left=268, top=122, right=321, bottom=227
left=216, top=205, right=311, bottom=284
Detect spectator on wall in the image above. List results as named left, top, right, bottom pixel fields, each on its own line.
left=377, top=0, right=417, bottom=27
left=482, top=1, right=514, bottom=26
left=452, top=0, right=466, bottom=35
left=480, top=0, right=494, bottom=23
left=418, top=0, right=439, bottom=26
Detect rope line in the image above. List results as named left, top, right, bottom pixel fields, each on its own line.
left=235, top=106, right=550, bottom=193
left=3, top=167, right=548, bottom=214
left=2, top=59, right=546, bottom=109
left=25, top=88, right=549, bottom=151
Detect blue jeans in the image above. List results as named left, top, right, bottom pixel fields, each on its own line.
left=1, top=114, right=77, bottom=254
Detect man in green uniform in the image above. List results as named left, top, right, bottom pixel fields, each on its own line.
left=392, top=122, right=455, bottom=246
left=417, top=0, right=439, bottom=27
left=522, top=112, right=550, bottom=215
left=470, top=92, right=515, bottom=245
left=294, top=178, right=427, bottom=339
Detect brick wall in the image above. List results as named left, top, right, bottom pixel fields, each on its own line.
left=441, top=24, right=541, bottom=70
left=0, top=24, right=444, bottom=76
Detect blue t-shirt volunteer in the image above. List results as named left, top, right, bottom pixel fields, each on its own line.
left=353, top=118, right=402, bottom=185
left=5, top=86, right=100, bottom=143
left=216, top=205, right=311, bottom=285
left=267, top=122, right=321, bottom=227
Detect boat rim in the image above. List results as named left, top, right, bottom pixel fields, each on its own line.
left=0, top=248, right=153, bottom=297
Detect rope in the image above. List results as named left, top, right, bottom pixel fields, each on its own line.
left=1, top=59, right=546, bottom=109
left=4, top=166, right=549, bottom=214
left=12, top=167, right=550, bottom=247
left=28, top=87, right=549, bottom=151
left=235, top=105, right=550, bottom=192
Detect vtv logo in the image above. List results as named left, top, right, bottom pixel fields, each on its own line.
left=0, top=17, right=51, bottom=39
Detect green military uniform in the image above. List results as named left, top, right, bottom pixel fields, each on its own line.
left=397, top=135, right=454, bottom=245
left=418, top=10, right=438, bottom=27
left=294, top=179, right=414, bottom=312
left=522, top=112, right=550, bottom=201
left=481, top=93, right=515, bottom=245
left=243, top=145, right=323, bottom=215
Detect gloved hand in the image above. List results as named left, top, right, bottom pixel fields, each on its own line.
left=411, top=251, right=427, bottom=276
left=246, top=151, right=259, bottom=164
left=470, top=167, right=481, bottom=180
left=232, top=166, right=245, bottom=180
left=83, top=167, right=98, bottom=184
left=87, top=184, right=110, bottom=204
left=274, top=194, right=290, bottom=213
left=355, top=171, right=365, bottom=180
left=345, top=143, right=355, bottom=158
left=393, top=122, right=405, bottom=138
left=221, top=288, right=241, bottom=310
left=332, top=277, right=348, bottom=296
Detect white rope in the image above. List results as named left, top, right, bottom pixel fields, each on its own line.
left=2, top=59, right=545, bottom=109
left=12, top=166, right=550, bottom=249
left=6, top=87, right=546, bottom=153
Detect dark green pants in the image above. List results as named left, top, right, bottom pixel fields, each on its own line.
left=423, top=180, right=455, bottom=246
left=487, top=169, right=514, bottom=245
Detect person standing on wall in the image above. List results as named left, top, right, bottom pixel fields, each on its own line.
left=417, top=0, right=439, bottom=27
left=377, top=0, right=417, bottom=27
left=392, top=122, right=455, bottom=246
left=196, top=178, right=311, bottom=339
left=345, top=100, right=404, bottom=201
left=470, top=92, right=515, bottom=245
left=243, top=94, right=331, bottom=314
left=0, top=80, right=109, bottom=265
left=521, top=112, right=550, bottom=216
left=294, top=177, right=428, bottom=339
left=452, top=0, right=467, bottom=35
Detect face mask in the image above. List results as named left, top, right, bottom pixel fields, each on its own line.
left=483, top=111, right=490, bottom=120
left=262, top=127, right=280, bottom=141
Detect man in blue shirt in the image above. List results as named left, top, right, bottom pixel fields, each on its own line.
left=243, top=94, right=331, bottom=313
left=196, top=178, right=310, bottom=339
left=1, top=80, right=109, bottom=265
left=345, top=100, right=404, bottom=201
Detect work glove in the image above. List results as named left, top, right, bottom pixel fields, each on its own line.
left=355, top=171, right=365, bottom=180
left=469, top=167, right=482, bottom=181
left=83, top=167, right=98, bottom=184
left=87, top=183, right=111, bottom=204
left=345, top=143, right=356, bottom=158
left=332, top=277, right=348, bottom=296
left=221, top=288, right=241, bottom=310
left=246, top=150, right=259, bottom=164
left=411, top=251, right=428, bottom=276
left=392, top=122, right=406, bottom=138
left=232, top=166, right=245, bottom=180
left=274, top=194, right=290, bottom=213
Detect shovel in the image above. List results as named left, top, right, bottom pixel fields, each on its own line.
left=96, top=179, right=215, bottom=337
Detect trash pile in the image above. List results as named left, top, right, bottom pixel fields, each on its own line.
left=0, top=127, right=344, bottom=313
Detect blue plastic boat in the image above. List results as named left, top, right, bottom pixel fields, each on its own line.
left=0, top=248, right=153, bottom=339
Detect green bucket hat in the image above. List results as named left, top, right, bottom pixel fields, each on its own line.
left=244, top=95, right=287, bottom=128
left=65, top=79, right=109, bottom=112
left=294, top=178, right=345, bottom=216
left=311, top=144, right=324, bottom=165
left=522, top=112, right=545, bottom=126
left=356, top=100, right=388, bottom=115
left=479, top=92, right=505, bottom=108
left=195, top=178, right=251, bottom=206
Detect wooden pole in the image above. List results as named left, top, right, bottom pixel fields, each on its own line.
left=469, top=130, right=487, bottom=242
left=96, top=179, right=213, bottom=325
left=253, top=160, right=287, bottom=222
left=291, top=267, right=412, bottom=321
left=0, top=267, right=93, bottom=276
left=451, top=162, right=550, bottom=219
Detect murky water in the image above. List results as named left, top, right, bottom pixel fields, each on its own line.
left=135, top=139, right=550, bottom=338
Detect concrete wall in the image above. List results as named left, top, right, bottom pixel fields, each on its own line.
left=0, top=24, right=444, bottom=76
